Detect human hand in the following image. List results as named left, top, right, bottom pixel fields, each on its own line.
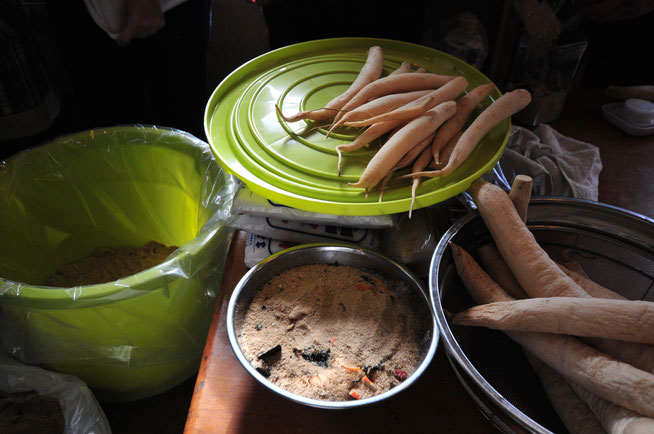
left=116, top=0, right=165, bottom=45
left=578, top=0, right=654, bottom=22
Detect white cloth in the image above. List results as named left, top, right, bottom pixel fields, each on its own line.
left=502, top=124, right=603, bottom=201
left=83, top=0, right=187, bottom=39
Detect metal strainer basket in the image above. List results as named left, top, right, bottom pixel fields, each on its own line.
left=429, top=197, right=654, bottom=433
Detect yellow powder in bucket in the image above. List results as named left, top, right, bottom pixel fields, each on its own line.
left=45, top=241, right=177, bottom=287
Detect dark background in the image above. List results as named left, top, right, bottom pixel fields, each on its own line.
left=2, top=0, right=652, bottom=161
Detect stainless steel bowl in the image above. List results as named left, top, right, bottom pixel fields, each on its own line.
left=227, top=243, right=439, bottom=409
left=430, top=197, right=654, bottom=433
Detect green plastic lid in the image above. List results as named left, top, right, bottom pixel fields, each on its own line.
left=205, top=37, right=509, bottom=216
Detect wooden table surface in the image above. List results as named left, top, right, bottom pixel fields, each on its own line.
left=550, top=87, right=654, bottom=219
left=183, top=86, right=654, bottom=434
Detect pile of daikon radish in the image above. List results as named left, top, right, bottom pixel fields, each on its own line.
left=276, top=45, right=531, bottom=216
left=451, top=175, right=654, bottom=433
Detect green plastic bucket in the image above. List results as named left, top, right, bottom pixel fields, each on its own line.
left=0, top=125, right=237, bottom=402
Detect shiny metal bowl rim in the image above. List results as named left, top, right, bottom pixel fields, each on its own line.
left=226, top=243, right=439, bottom=409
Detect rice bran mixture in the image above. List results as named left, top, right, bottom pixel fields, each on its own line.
left=237, top=263, right=424, bottom=401
left=45, top=241, right=177, bottom=287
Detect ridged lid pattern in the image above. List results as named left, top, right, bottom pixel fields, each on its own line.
left=205, top=37, right=509, bottom=216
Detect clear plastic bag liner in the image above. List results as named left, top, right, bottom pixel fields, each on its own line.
left=0, top=125, right=237, bottom=401
left=380, top=204, right=453, bottom=278
left=1, top=355, right=111, bottom=434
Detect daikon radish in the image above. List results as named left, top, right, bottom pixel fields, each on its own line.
left=331, top=72, right=456, bottom=125
left=389, top=61, right=412, bottom=76
left=430, top=82, right=496, bottom=165
left=525, top=353, right=604, bottom=434
left=349, top=101, right=457, bottom=192
left=405, top=133, right=440, bottom=217
left=377, top=133, right=435, bottom=203
left=559, top=250, right=591, bottom=277
left=335, top=76, right=468, bottom=130
left=466, top=178, right=590, bottom=298
left=277, top=46, right=384, bottom=122
left=334, top=77, right=467, bottom=170
left=449, top=242, right=515, bottom=305
left=475, top=176, right=531, bottom=298
left=558, top=263, right=627, bottom=301
left=449, top=242, right=654, bottom=419
left=334, top=119, right=406, bottom=175
left=391, top=133, right=435, bottom=171
left=588, top=338, right=654, bottom=378
left=508, top=174, right=533, bottom=222
left=530, top=336, right=654, bottom=434
left=431, top=131, right=461, bottom=168
left=338, top=95, right=436, bottom=129
left=467, top=179, right=654, bottom=376
left=473, top=175, right=621, bottom=302
left=406, top=149, right=431, bottom=219
left=408, top=89, right=532, bottom=179
left=332, top=89, right=433, bottom=126
left=566, top=377, right=654, bottom=434
left=452, top=297, right=654, bottom=344
left=477, top=243, right=527, bottom=299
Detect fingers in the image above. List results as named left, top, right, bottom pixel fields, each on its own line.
left=117, top=16, right=165, bottom=45
left=116, top=0, right=165, bottom=45
left=117, top=20, right=164, bottom=45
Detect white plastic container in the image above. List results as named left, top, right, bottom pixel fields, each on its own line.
left=602, top=98, right=654, bottom=136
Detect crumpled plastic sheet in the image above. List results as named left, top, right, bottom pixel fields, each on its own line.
left=1, top=355, right=111, bottom=434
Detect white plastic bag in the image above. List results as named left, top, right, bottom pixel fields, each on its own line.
left=0, top=355, right=110, bottom=434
